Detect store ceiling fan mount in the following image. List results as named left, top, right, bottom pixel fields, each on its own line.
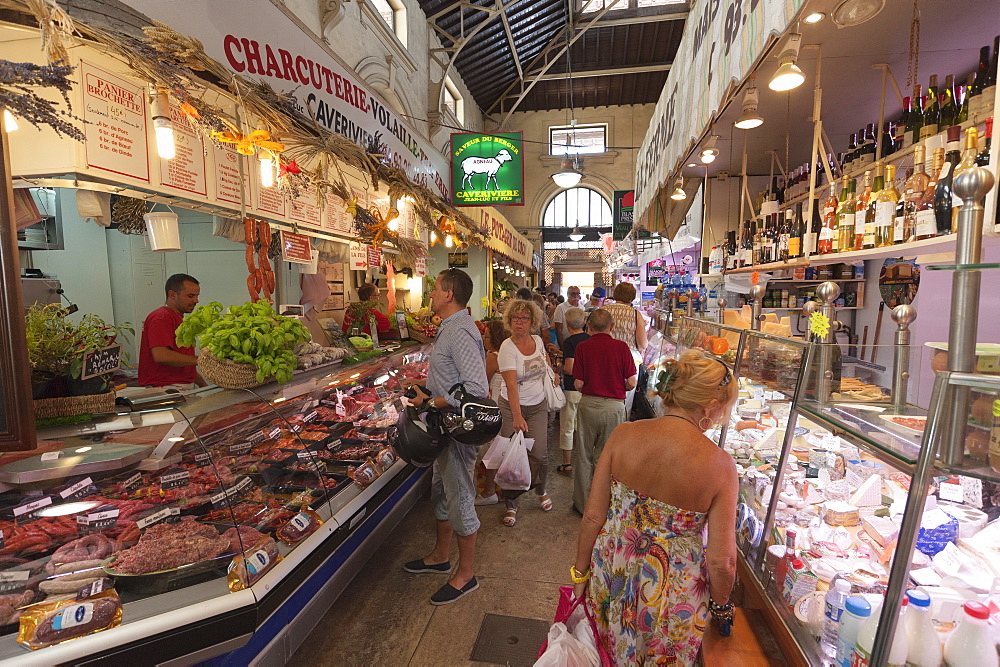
left=832, top=0, right=886, bottom=28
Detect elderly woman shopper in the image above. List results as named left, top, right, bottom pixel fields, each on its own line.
left=572, top=350, right=739, bottom=665
left=603, top=282, right=649, bottom=413
left=557, top=307, right=588, bottom=474
left=496, top=298, right=556, bottom=526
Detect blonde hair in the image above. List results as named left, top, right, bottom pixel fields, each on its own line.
left=656, top=350, right=737, bottom=413
left=503, top=298, right=543, bottom=332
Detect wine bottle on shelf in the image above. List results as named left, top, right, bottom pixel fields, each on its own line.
left=856, top=170, right=873, bottom=250
left=952, top=126, right=982, bottom=231
left=907, top=85, right=923, bottom=146
left=957, top=74, right=972, bottom=125
left=970, top=45, right=990, bottom=118
left=939, top=74, right=957, bottom=129
left=845, top=133, right=858, bottom=171
left=818, top=183, right=838, bottom=254
left=859, top=125, right=875, bottom=168
left=804, top=200, right=821, bottom=256
left=863, top=165, right=883, bottom=249
left=935, top=125, right=963, bottom=236
left=752, top=218, right=763, bottom=266
left=788, top=206, right=802, bottom=259
left=902, top=144, right=930, bottom=243
left=915, top=147, right=944, bottom=240
left=874, top=163, right=897, bottom=247
left=880, top=121, right=896, bottom=158
left=726, top=231, right=738, bottom=270
left=896, top=96, right=911, bottom=148
left=985, top=35, right=1000, bottom=115
left=778, top=210, right=791, bottom=262
left=836, top=176, right=857, bottom=252
left=977, top=116, right=993, bottom=166
left=921, top=74, right=940, bottom=140
left=893, top=168, right=909, bottom=244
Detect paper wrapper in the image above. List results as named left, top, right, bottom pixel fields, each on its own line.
left=227, top=536, right=282, bottom=591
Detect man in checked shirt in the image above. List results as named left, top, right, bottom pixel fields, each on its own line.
left=404, top=268, right=489, bottom=605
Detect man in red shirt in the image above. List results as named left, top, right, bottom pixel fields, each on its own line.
left=571, top=308, right=636, bottom=513
left=341, top=283, right=393, bottom=338
left=138, top=274, right=206, bottom=387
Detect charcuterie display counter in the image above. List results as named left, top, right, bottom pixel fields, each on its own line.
left=0, top=343, right=431, bottom=664
left=648, top=315, right=1000, bottom=665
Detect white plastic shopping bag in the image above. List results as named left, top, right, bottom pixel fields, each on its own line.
left=483, top=432, right=534, bottom=470
left=495, top=431, right=532, bottom=491
left=534, top=622, right=596, bottom=667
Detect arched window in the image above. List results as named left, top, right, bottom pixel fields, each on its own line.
left=542, top=187, right=612, bottom=228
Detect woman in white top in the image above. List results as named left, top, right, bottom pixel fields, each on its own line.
left=497, top=299, right=555, bottom=527
left=475, top=320, right=510, bottom=506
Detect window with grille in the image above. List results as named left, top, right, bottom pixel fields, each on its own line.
left=550, top=125, right=606, bottom=155
left=581, top=0, right=684, bottom=13
left=443, top=78, right=464, bottom=124
left=369, top=0, right=407, bottom=45
left=542, top=187, right=613, bottom=228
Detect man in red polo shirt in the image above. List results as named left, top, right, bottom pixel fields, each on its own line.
left=138, top=274, right=206, bottom=388
left=571, top=308, right=636, bottom=513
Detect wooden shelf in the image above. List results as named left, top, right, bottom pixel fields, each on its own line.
left=768, top=278, right=865, bottom=283
left=762, top=306, right=862, bottom=311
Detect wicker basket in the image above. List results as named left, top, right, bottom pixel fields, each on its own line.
left=409, top=331, right=436, bottom=344
left=33, top=390, right=116, bottom=419
left=199, top=350, right=267, bottom=389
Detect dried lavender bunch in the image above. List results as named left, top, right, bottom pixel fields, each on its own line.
left=0, top=59, right=84, bottom=139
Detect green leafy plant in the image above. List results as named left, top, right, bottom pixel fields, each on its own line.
left=176, top=301, right=311, bottom=384
left=25, top=304, right=133, bottom=379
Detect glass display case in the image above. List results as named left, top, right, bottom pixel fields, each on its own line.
left=647, top=314, right=1000, bottom=666
left=0, top=344, right=431, bottom=663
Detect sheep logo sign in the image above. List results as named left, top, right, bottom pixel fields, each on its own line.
left=451, top=132, right=524, bottom=206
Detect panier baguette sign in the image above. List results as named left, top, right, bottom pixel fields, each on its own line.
left=280, top=230, right=313, bottom=264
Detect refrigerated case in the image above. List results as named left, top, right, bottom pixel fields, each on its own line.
left=0, top=344, right=431, bottom=664
left=648, top=314, right=1000, bottom=665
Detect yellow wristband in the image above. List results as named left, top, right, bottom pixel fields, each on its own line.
left=570, top=565, right=591, bottom=584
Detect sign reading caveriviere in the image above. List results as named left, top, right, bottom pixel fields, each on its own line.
left=451, top=132, right=523, bottom=206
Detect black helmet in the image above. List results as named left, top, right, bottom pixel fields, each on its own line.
left=395, top=405, right=450, bottom=467
left=439, top=383, right=502, bottom=446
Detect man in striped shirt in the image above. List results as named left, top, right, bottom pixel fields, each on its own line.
left=404, top=269, right=488, bottom=605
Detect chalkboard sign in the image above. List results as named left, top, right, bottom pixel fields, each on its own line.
left=81, top=344, right=122, bottom=380
left=448, top=252, right=468, bottom=268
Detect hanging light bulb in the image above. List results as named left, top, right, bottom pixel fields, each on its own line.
left=149, top=87, right=175, bottom=160
left=445, top=234, right=454, bottom=248
left=388, top=218, right=399, bottom=231
left=551, top=158, right=583, bottom=188
left=670, top=177, right=687, bottom=200
left=260, top=157, right=275, bottom=187
left=699, top=136, right=719, bottom=164
left=2, top=109, right=17, bottom=132
left=734, top=85, right=764, bottom=129
left=769, top=33, right=805, bottom=91
left=569, top=227, right=584, bottom=242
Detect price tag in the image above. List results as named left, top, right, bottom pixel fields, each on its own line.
left=335, top=403, right=346, bottom=417
left=326, top=438, right=342, bottom=452
left=76, top=506, right=119, bottom=532
left=246, top=430, right=266, bottom=445
left=122, top=472, right=143, bottom=494
left=269, top=428, right=282, bottom=439
left=160, top=469, right=190, bottom=490
left=0, top=530, right=4, bottom=550
left=136, top=506, right=179, bottom=529
left=234, top=476, right=254, bottom=494
left=229, top=441, right=252, bottom=456
left=59, top=477, right=95, bottom=501
left=375, top=386, right=389, bottom=399
left=80, top=343, right=122, bottom=380
left=210, top=486, right=240, bottom=510
left=13, top=496, right=53, bottom=519
left=938, top=479, right=964, bottom=503
left=76, top=578, right=114, bottom=601
left=40, top=451, right=61, bottom=462
left=291, top=424, right=304, bottom=433
left=303, top=411, right=319, bottom=423
left=304, top=459, right=324, bottom=474
left=193, top=451, right=212, bottom=466
left=0, top=570, right=30, bottom=593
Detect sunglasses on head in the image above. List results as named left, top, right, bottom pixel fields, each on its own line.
left=712, top=357, right=733, bottom=387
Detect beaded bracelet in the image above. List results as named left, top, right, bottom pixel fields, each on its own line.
left=707, top=599, right=734, bottom=623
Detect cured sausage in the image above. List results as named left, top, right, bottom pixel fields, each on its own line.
left=244, top=217, right=256, bottom=245
left=245, top=243, right=256, bottom=272
left=247, top=274, right=259, bottom=302
left=51, top=535, right=113, bottom=565
left=30, top=597, right=120, bottom=646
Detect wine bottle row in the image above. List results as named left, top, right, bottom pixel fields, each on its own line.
left=707, top=120, right=991, bottom=272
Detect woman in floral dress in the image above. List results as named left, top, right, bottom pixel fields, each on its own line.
left=572, top=350, right=739, bottom=665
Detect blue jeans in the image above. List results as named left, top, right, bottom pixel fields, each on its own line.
left=431, top=442, right=480, bottom=536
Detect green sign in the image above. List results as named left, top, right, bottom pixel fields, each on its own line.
left=451, top=132, right=523, bottom=206
left=612, top=190, right=635, bottom=241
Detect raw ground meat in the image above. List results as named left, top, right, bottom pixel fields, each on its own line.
left=110, top=521, right=231, bottom=574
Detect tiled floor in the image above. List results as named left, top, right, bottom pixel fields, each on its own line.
left=290, top=416, right=787, bottom=666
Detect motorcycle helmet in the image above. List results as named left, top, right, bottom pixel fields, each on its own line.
left=439, top=383, right=502, bottom=446
left=395, top=404, right=450, bottom=467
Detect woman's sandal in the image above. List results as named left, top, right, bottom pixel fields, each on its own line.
left=502, top=508, right=518, bottom=527
left=556, top=464, right=573, bottom=474
left=539, top=494, right=553, bottom=512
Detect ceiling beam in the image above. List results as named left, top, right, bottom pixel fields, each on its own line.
left=487, top=0, right=627, bottom=120
left=495, top=0, right=523, bottom=79
left=531, top=62, right=671, bottom=80
left=578, top=10, right=688, bottom=28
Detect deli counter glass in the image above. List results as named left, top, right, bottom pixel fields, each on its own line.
left=0, top=344, right=431, bottom=663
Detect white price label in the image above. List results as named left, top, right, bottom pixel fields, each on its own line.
left=290, top=513, right=311, bottom=532
left=938, top=480, right=964, bottom=503
left=51, top=603, right=94, bottom=631
left=244, top=549, right=271, bottom=576
left=269, top=428, right=282, bottom=439
left=40, top=451, right=62, bottom=462
left=60, top=477, right=94, bottom=500
left=137, top=506, right=177, bottom=529
left=13, top=496, right=52, bottom=517
left=0, top=571, right=30, bottom=584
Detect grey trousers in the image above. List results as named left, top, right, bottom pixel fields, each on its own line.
left=573, top=394, right=626, bottom=513
left=498, top=396, right=549, bottom=507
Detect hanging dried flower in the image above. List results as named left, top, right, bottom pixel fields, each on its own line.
left=0, top=59, right=84, bottom=140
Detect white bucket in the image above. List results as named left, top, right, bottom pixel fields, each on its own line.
left=144, top=212, right=181, bottom=251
